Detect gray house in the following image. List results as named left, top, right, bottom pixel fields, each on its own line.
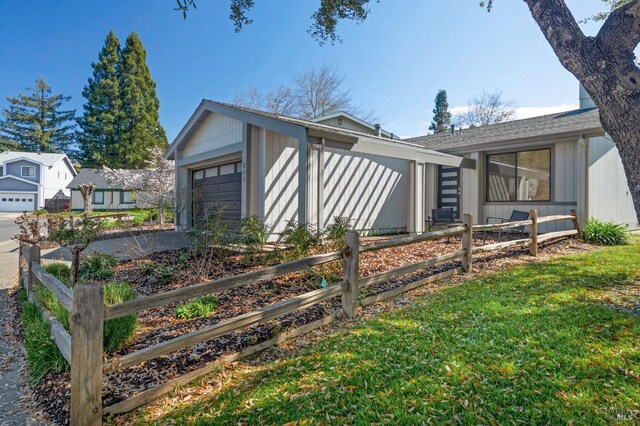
left=68, top=168, right=146, bottom=211
left=0, top=151, right=76, bottom=212
left=408, top=86, right=639, bottom=232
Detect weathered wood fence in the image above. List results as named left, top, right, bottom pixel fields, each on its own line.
left=18, top=209, right=580, bottom=425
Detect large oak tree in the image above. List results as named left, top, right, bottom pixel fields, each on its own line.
left=177, top=0, right=640, bottom=221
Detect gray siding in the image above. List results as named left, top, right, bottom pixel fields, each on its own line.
left=0, top=177, right=38, bottom=191
left=6, top=160, right=40, bottom=183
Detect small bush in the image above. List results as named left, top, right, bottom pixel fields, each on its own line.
left=43, top=263, right=70, bottom=286
left=281, top=220, right=320, bottom=260
left=239, top=216, right=269, bottom=246
left=324, top=216, right=352, bottom=250
left=21, top=300, right=67, bottom=383
left=139, top=261, right=181, bottom=286
left=175, top=296, right=219, bottom=320
left=583, top=218, right=629, bottom=246
left=103, top=282, right=137, bottom=352
left=79, top=253, right=118, bottom=282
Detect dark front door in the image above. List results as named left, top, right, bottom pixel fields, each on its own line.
left=192, top=161, right=242, bottom=229
left=437, top=165, right=461, bottom=218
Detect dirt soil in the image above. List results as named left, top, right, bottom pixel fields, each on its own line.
left=20, top=236, right=596, bottom=425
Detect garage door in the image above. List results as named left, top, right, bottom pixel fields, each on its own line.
left=0, top=193, right=35, bottom=212
left=192, top=161, right=242, bottom=228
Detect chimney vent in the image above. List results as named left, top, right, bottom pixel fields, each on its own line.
left=374, top=124, right=382, bottom=137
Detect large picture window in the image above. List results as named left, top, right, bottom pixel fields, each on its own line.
left=486, top=149, right=551, bottom=202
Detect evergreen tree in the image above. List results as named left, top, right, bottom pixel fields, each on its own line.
left=0, top=77, right=76, bottom=153
left=78, top=31, right=122, bottom=168
left=118, top=32, right=167, bottom=168
left=428, top=89, right=452, bottom=134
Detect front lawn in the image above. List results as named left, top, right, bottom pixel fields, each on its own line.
left=119, top=240, right=640, bottom=425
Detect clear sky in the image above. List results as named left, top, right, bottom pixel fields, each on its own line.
left=0, top=0, right=607, bottom=140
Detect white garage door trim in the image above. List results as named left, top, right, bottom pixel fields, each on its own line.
left=0, top=192, right=37, bottom=212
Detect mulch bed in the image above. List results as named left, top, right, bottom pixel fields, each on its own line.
left=22, top=236, right=596, bottom=425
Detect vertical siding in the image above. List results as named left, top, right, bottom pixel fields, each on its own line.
left=322, top=148, right=407, bottom=233
left=264, top=131, right=299, bottom=235
left=588, top=136, right=638, bottom=228
left=180, top=112, right=243, bottom=158
left=554, top=140, right=577, bottom=203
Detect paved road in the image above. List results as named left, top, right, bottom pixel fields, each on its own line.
left=0, top=213, right=21, bottom=290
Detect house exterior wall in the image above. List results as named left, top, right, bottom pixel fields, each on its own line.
left=0, top=177, right=38, bottom=192
left=71, top=189, right=140, bottom=210
left=180, top=112, right=243, bottom=159
left=315, top=117, right=374, bottom=135
left=588, top=135, right=639, bottom=228
left=43, top=159, right=74, bottom=199
left=6, top=160, right=40, bottom=183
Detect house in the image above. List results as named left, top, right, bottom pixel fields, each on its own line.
left=0, top=151, right=76, bottom=212
left=166, top=101, right=466, bottom=238
left=310, top=111, right=399, bottom=140
left=407, top=85, right=639, bottom=233
left=67, top=168, right=144, bottom=211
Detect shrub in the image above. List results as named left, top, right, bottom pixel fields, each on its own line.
left=583, top=218, right=629, bottom=246
left=21, top=300, right=67, bottom=383
left=132, top=210, right=150, bottom=226
left=44, top=263, right=70, bottom=286
left=324, top=216, right=352, bottom=250
left=175, top=296, right=219, bottom=320
left=103, top=282, right=138, bottom=352
left=139, top=260, right=180, bottom=286
left=239, top=216, right=269, bottom=246
left=79, top=253, right=118, bottom=282
left=281, top=220, right=321, bottom=260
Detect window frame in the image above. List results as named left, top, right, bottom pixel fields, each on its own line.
left=120, top=191, right=134, bottom=205
left=485, top=147, right=552, bottom=204
left=21, top=166, right=36, bottom=178
left=93, top=191, right=105, bottom=205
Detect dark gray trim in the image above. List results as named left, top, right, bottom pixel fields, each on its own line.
left=176, top=142, right=244, bottom=167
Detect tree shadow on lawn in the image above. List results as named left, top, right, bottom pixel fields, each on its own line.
left=118, top=247, right=640, bottom=426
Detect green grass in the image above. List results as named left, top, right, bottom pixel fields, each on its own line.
left=124, top=241, right=640, bottom=425
left=175, top=296, right=219, bottom=320
left=103, top=282, right=138, bottom=352
left=43, top=262, right=70, bottom=286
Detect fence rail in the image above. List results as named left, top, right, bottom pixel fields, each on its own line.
left=18, top=209, right=580, bottom=425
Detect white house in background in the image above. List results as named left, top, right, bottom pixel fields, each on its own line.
left=311, top=111, right=399, bottom=140
left=0, top=151, right=76, bottom=212
left=408, top=85, right=639, bottom=233
left=166, top=101, right=466, bottom=239
left=67, top=168, right=144, bottom=211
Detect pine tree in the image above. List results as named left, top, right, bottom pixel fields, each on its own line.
left=78, top=31, right=122, bottom=168
left=0, top=77, right=76, bottom=153
left=118, top=32, right=167, bottom=168
left=428, top=89, right=452, bottom=134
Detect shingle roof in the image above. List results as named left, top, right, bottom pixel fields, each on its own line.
left=407, top=108, right=602, bottom=152
left=67, top=168, right=145, bottom=190
left=0, top=151, right=70, bottom=167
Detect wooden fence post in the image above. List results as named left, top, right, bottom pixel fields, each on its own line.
left=26, top=245, right=41, bottom=301
left=529, top=210, right=538, bottom=257
left=569, top=209, right=582, bottom=239
left=342, top=230, right=360, bottom=318
left=461, top=214, right=473, bottom=273
left=70, top=283, right=104, bottom=426
left=18, top=244, right=27, bottom=285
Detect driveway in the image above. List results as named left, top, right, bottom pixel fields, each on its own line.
left=0, top=212, right=21, bottom=289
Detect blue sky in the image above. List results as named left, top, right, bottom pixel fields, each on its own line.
left=0, top=0, right=606, bottom=140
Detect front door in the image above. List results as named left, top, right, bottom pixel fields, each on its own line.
left=437, top=165, right=460, bottom=218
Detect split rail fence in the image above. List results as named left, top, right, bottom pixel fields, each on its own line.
left=18, top=209, right=581, bottom=425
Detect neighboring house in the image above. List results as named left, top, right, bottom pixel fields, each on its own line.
left=311, top=111, right=399, bottom=140
left=67, top=168, right=143, bottom=211
left=407, top=85, right=639, bottom=233
left=166, top=101, right=465, bottom=239
left=0, top=151, right=76, bottom=212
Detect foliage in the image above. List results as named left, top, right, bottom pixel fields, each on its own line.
left=239, top=216, right=269, bottom=245
left=0, top=76, right=76, bottom=155
left=46, top=214, right=101, bottom=250
left=139, top=260, right=181, bottom=286
left=323, top=216, right=352, bottom=250
left=77, top=31, right=123, bottom=168
left=428, top=89, right=452, bottom=134
left=281, top=220, right=320, bottom=260
left=43, top=263, right=70, bottom=286
left=132, top=242, right=640, bottom=424
left=457, top=89, right=517, bottom=128
left=21, top=298, right=68, bottom=384
left=79, top=253, right=118, bottom=282
left=103, top=281, right=137, bottom=352
left=583, top=217, right=630, bottom=246
left=13, top=211, right=47, bottom=245
left=186, top=208, right=231, bottom=278
left=175, top=296, right=219, bottom=320
left=0, top=136, right=19, bottom=151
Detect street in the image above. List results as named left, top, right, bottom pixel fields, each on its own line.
left=0, top=213, right=21, bottom=289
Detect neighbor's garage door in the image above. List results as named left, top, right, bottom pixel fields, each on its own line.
left=192, top=161, right=242, bottom=228
left=0, top=193, right=35, bottom=212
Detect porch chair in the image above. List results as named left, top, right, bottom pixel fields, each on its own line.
left=427, top=208, right=457, bottom=232
left=483, top=209, right=530, bottom=242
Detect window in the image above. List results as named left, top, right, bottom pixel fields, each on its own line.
left=28, top=198, right=33, bottom=202
left=337, top=117, right=343, bottom=126
left=21, top=166, right=36, bottom=177
left=205, top=167, right=217, bottom=178
left=486, top=149, right=550, bottom=202
left=93, top=191, right=104, bottom=204
left=193, top=170, right=204, bottom=180
left=219, top=163, right=235, bottom=176
left=1, top=198, right=5, bottom=202
left=121, top=191, right=134, bottom=204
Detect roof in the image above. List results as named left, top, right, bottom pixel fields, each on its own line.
left=0, top=150, right=75, bottom=169
left=407, top=108, right=603, bottom=152
left=310, top=111, right=398, bottom=139
left=67, top=168, right=145, bottom=190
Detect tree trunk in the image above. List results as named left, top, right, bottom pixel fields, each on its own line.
left=70, top=246, right=80, bottom=286
left=78, top=183, right=96, bottom=214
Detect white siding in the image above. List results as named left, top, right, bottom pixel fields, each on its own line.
left=180, top=113, right=243, bottom=158
left=588, top=136, right=638, bottom=228
left=43, top=159, right=74, bottom=199
left=71, top=189, right=145, bottom=210
left=264, top=131, right=299, bottom=235
left=322, top=147, right=408, bottom=233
